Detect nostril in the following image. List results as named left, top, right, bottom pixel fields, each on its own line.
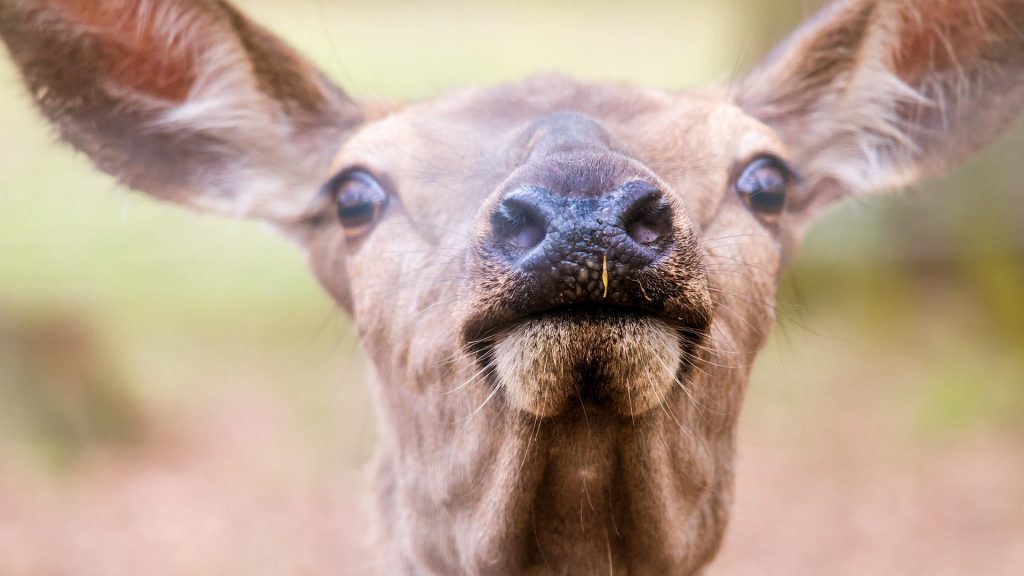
left=620, top=186, right=673, bottom=247
left=492, top=196, right=548, bottom=252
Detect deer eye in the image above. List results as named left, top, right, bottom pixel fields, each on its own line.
left=735, top=156, right=792, bottom=219
left=326, top=169, right=388, bottom=237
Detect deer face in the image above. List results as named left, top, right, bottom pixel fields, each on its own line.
left=295, top=78, right=791, bottom=574
left=309, top=81, right=782, bottom=422
left=4, top=0, right=1023, bottom=573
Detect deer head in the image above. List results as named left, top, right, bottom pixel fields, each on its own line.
left=2, top=0, right=1022, bottom=573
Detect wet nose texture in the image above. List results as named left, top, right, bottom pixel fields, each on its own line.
left=488, top=180, right=674, bottom=309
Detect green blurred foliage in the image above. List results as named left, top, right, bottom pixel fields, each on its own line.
left=0, top=314, right=145, bottom=470
left=0, top=0, right=1021, bottom=471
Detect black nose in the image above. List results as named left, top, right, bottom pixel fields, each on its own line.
left=488, top=180, right=674, bottom=307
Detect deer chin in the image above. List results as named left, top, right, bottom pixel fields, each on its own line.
left=489, top=307, right=683, bottom=418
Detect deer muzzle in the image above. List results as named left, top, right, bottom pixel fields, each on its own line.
left=459, top=145, right=713, bottom=418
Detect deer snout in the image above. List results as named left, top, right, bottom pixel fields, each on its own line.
left=486, top=180, right=675, bottom=311
left=459, top=153, right=713, bottom=418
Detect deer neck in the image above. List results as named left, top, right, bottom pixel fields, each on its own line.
left=369, top=362, right=738, bottom=575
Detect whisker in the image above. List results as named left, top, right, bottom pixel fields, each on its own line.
left=462, top=371, right=503, bottom=425
left=444, top=360, right=494, bottom=396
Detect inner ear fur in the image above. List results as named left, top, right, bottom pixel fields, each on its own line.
left=0, top=0, right=364, bottom=221
left=738, top=0, right=1024, bottom=201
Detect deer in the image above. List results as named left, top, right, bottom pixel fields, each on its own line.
left=2, top=0, right=1022, bottom=573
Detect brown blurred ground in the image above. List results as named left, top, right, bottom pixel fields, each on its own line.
left=0, top=1, right=1022, bottom=574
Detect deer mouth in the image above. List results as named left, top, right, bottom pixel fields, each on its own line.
left=469, top=303, right=706, bottom=418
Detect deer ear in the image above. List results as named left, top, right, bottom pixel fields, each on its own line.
left=738, top=0, right=1024, bottom=214
left=0, top=0, right=363, bottom=222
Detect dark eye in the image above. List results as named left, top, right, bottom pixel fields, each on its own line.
left=736, top=156, right=793, bottom=219
left=325, top=169, right=388, bottom=237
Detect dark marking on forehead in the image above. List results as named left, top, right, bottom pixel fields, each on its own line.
left=505, top=150, right=657, bottom=202
left=523, top=110, right=615, bottom=163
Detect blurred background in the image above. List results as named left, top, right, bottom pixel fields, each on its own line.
left=1, top=0, right=1022, bottom=574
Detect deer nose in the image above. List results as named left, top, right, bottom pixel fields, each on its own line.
left=488, top=180, right=674, bottom=305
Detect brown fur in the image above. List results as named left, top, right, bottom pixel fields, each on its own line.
left=740, top=0, right=1024, bottom=218
left=2, top=1, right=1023, bottom=574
